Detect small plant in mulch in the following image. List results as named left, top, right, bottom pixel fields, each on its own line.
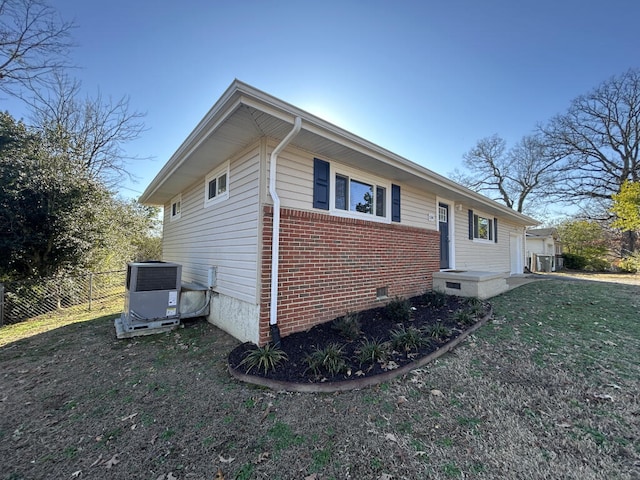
left=385, top=296, right=412, bottom=322
left=390, top=325, right=427, bottom=353
left=422, top=289, right=448, bottom=307
left=238, top=343, right=289, bottom=374
left=425, top=322, right=451, bottom=341
left=304, top=343, right=348, bottom=376
left=331, top=311, right=362, bottom=340
left=356, top=338, right=390, bottom=366
left=465, top=297, right=485, bottom=315
left=453, top=309, right=476, bottom=326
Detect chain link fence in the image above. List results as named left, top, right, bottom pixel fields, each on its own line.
left=0, top=270, right=126, bottom=325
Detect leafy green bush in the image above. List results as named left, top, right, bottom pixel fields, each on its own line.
left=618, top=251, right=640, bottom=273
left=239, top=344, right=288, bottom=374
left=584, top=258, right=610, bottom=272
left=562, top=253, right=588, bottom=270
left=385, top=296, right=412, bottom=322
left=332, top=312, right=362, bottom=340
left=304, top=343, right=347, bottom=376
left=390, top=325, right=426, bottom=353
left=356, top=338, right=389, bottom=365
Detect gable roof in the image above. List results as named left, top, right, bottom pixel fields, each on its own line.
left=139, top=80, right=539, bottom=226
left=526, top=228, right=557, bottom=238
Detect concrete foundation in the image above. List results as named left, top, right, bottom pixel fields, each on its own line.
left=432, top=270, right=509, bottom=299
left=208, top=292, right=260, bottom=344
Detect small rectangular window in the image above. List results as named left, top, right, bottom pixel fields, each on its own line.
left=204, top=163, right=229, bottom=207
left=439, top=206, right=448, bottom=223
left=473, top=214, right=493, bottom=241
left=170, top=194, right=181, bottom=221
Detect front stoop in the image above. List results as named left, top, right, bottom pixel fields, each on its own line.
left=432, top=271, right=509, bottom=299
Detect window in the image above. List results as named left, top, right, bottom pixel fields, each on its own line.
left=468, top=210, right=497, bottom=242
left=438, top=205, right=448, bottom=223
left=204, top=163, right=229, bottom=207
left=474, top=215, right=493, bottom=240
left=312, top=158, right=400, bottom=222
left=335, top=174, right=386, bottom=217
left=170, top=194, right=181, bottom=221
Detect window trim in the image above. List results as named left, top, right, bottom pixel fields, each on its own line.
left=170, top=194, right=182, bottom=221
left=329, top=164, right=392, bottom=223
left=204, top=162, right=230, bottom=207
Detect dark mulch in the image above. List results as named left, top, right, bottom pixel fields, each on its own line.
left=228, top=293, right=490, bottom=384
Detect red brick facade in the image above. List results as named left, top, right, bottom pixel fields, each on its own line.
left=259, top=206, right=440, bottom=345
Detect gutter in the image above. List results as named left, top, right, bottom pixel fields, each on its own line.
left=268, top=117, right=302, bottom=346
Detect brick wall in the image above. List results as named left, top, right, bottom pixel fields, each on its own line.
left=259, top=206, right=440, bottom=345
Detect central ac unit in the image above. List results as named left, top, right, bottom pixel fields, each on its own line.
left=115, top=261, right=182, bottom=337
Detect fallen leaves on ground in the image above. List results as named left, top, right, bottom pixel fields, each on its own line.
left=105, top=454, right=119, bottom=469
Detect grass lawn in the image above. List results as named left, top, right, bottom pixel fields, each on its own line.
left=0, top=276, right=638, bottom=479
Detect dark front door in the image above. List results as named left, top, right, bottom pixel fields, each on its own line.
left=439, top=203, right=450, bottom=269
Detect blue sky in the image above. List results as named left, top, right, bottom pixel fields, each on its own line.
left=4, top=0, right=640, bottom=201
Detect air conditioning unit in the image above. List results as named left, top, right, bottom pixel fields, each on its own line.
left=115, top=261, right=182, bottom=338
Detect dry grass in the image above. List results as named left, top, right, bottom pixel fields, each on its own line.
left=0, top=297, right=122, bottom=348
left=0, top=276, right=638, bottom=479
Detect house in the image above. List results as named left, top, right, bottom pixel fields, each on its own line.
left=139, top=80, right=539, bottom=345
left=526, top=228, right=562, bottom=272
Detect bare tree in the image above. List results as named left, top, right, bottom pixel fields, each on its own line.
left=450, top=134, right=559, bottom=215
left=540, top=68, right=640, bottom=206
left=540, top=68, right=640, bottom=251
left=0, top=0, right=74, bottom=98
left=28, top=73, right=146, bottom=186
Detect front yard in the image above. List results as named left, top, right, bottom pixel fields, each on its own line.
left=1, top=276, right=638, bottom=479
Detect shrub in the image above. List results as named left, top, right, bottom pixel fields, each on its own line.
left=239, top=344, right=288, bottom=374
left=422, top=289, right=448, bottom=308
left=390, top=325, right=426, bottom=353
left=562, top=253, right=587, bottom=270
left=465, top=297, right=485, bottom=317
left=425, top=322, right=451, bottom=341
left=618, top=251, right=640, bottom=273
left=584, top=258, right=610, bottom=272
left=453, top=309, right=476, bottom=326
left=332, top=312, right=362, bottom=340
left=385, top=296, right=412, bottom=322
left=304, top=343, right=347, bottom=376
left=356, top=338, right=389, bottom=365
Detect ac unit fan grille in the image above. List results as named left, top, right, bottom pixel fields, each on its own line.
left=135, top=266, right=179, bottom=291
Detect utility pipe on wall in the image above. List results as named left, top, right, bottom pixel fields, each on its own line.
left=268, top=117, right=302, bottom=345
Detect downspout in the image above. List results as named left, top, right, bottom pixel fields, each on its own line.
left=268, top=117, right=302, bottom=346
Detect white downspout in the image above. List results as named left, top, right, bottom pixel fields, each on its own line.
left=268, top=117, right=302, bottom=341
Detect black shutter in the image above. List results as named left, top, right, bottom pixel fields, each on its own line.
left=313, top=158, right=330, bottom=210
left=391, top=184, right=401, bottom=222
left=468, top=210, right=474, bottom=239
left=494, top=218, right=498, bottom=243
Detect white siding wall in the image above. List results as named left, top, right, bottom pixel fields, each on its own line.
left=453, top=208, right=523, bottom=272
left=162, top=144, right=262, bottom=304
left=274, top=145, right=436, bottom=230
left=527, top=238, right=554, bottom=255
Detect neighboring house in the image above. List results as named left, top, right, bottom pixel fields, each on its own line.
left=139, top=80, right=539, bottom=345
left=526, top=228, right=562, bottom=272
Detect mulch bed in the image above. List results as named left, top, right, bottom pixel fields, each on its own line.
left=228, top=294, right=490, bottom=389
